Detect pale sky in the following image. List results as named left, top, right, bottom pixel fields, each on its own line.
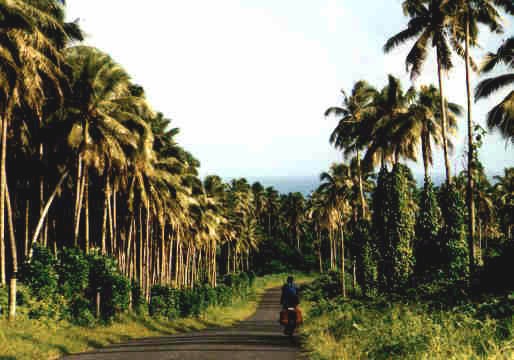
left=66, top=0, right=513, bottom=180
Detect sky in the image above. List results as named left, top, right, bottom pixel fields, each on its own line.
left=65, top=0, right=513, bottom=182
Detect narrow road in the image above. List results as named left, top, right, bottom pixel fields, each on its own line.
left=64, top=288, right=300, bottom=360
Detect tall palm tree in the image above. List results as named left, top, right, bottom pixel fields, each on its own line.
left=407, top=85, right=461, bottom=179
left=362, top=75, right=416, bottom=168
left=493, top=168, right=514, bottom=240
left=63, top=46, right=151, bottom=252
left=475, top=37, right=514, bottom=142
left=384, top=0, right=455, bottom=183
left=325, top=80, right=377, bottom=218
left=319, top=163, right=353, bottom=297
left=0, top=0, right=70, bottom=320
left=447, top=0, right=511, bottom=277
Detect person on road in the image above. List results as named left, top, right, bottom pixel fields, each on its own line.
left=280, top=276, right=299, bottom=336
left=280, top=276, right=299, bottom=309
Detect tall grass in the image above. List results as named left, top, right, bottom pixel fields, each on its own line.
left=301, top=292, right=514, bottom=359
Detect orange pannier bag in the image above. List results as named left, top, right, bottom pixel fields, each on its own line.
left=279, top=309, right=288, bottom=325
left=295, top=307, right=303, bottom=325
left=279, top=307, right=303, bottom=326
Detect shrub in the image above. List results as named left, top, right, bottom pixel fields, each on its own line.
left=131, top=281, right=146, bottom=313
left=20, top=245, right=58, bottom=299
left=215, top=284, right=233, bottom=306
left=415, top=178, right=442, bottom=279
left=86, top=251, right=130, bottom=320
left=68, top=296, right=96, bottom=327
left=0, top=286, right=7, bottom=316
left=102, top=273, right=130, bottom=319
left=439, top=183, right=469, bottom=281
left=58, top=247, right=89, bottom=299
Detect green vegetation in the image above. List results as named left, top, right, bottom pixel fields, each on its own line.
left=0, top=0, right=512, bottom=359
left=0, top=273, right=306, bottom=360
left=301, top=274, right=514, bottom=359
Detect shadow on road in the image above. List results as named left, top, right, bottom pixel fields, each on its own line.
left=64, top=287, right=302, bottom=360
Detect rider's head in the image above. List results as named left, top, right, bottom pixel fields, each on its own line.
left=287, top=276, right=294, bottom=284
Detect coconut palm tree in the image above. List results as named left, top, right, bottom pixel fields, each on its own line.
left=447, top=0, right=511, bottom=277
left=325, top=81, right=377, bottom=218
left=62, top=46, right=152, bottom=252
left=0, top=0, right=71, bottom=320
left=384, top=0, right=455, bottom=183
left=407, top=85, right=461, bottom=179
left=493, top=168, right=514, bottom=240
left=475, top=37, right=514, bottom=142
left=319, top=163, right=353, bottom=297
left=362, top=75, right=416, bottom=168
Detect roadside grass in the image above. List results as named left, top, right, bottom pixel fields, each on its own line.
left=0, top=272, right=314, bottom=360
left=300, top=296, right=514, bottom=360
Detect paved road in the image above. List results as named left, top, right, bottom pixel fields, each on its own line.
left=64, top=288, right=300, bottom=360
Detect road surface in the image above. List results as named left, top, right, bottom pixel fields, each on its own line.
left=64, top=287, right=301, bottom=360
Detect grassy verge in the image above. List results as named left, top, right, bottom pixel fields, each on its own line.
left=0, top=273, right=312, bottom=360
left=299, top=277, right=514, bottom=359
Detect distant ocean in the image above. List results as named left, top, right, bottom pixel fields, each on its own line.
left=223, top=171, right=503, bottom=196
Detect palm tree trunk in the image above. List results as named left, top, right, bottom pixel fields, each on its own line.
left=318, top=229, right=323, bottom=273
left=25, top=200, right=29, bottom=258
left=352, top=257, right=357, bottom=295
left=84, top=167, right=89, bottom=254
left=139, top=208, right=143, bottom=285
left=73, top=156, right=83, bottom=247
left=340, top=222, right=346, bottom=298
left=29, top=171, right=69, bottom=259
left=356, top=150, right=366, bottom=218
left=0, top=115, right=8, bottom=287
left=107, top=186, right=113, bottom=254
left=160, top=221, right=165, bottom=283
left=421, top=127, right=430, bottom=181
left=436, top=48, right=452, bottom=183
left=464, top=13, right=476, bottom=276
left=101, top=191, right=108, bottom=255
left=175, top=233, right=180, bottom=286
left=6, top=183, right=17, bottom=320
left=113, top=184, right=118, bottom=254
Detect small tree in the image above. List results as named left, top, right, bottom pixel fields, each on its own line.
left=373, top=165, right=415, bottom=292
left=415, top=178, right=442, bottom=279
left=354, top=219, right=378, bottom=296
left=439, top=183, right=469, bottom=281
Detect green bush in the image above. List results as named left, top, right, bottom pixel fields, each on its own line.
left=415, top=178, right=442, bottom=279
left=58, top=247, right=89, bottom=299
left=68, top=296, right=96, bottom=327
left=0, top=286, right=7, bottom=316
left=302, top=270, right=341, bottom=301
left=215, top=284, right=233, bottom=306
left=439, top=183, right=469, bottom=281
left=86, top=251, right=130, bottom=320
left=131, top=281, right=146, bottom=313
left=149, top=272, right=255, bottom=320
left=20, top=245, right=58, bottom=300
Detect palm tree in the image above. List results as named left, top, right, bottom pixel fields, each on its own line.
left=63, top=46, right=151, bottom=252
left=319, top=163, right=353, bottom=297
left=475, top=37, right=514, bottom=142
left=281, top=192, right=306, bottom=251
left=493, top=168, right=514, bottom=241
left=447, top=0, right=511, bottom=277
left=325, top=80, right=377, bottom=218
left=407, top=85, right=461, bottom=179
left=384, top=0, right=455, bottom=183
left=0, top=0, right=70, bottom=320
left=362, top=75, right=416, bottom=168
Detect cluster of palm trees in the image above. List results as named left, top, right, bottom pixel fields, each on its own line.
left=312, top=0, right=513, bottom=295
left=0, top=0, right=262, bottom=320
